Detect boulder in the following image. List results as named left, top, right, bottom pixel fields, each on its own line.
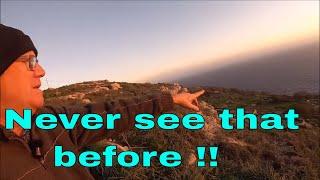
left=82, top=98, right=91, bottom=104
left=181, top=87, right=189, bottom=93
left=60, top=92, right=86, bottom=100
left=73, top=92, right=85, bottom=99
left=109, top=83, right=122, bottom=90
left=170, top=83, right=182, bottom=95
left=160, top=85, right=169, bottom=92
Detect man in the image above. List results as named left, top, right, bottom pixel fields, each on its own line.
left=0, top=24, right=205, bottom=179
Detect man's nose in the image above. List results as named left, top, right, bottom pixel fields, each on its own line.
left=34, top=64, right=46, bottom=78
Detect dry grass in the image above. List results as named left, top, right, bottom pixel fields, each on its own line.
left=44, top=80, right=320, bottom=179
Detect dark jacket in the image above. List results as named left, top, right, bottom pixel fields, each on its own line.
left=0, top=93, right=174, bottom=180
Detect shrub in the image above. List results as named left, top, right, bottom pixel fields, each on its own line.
left=294, top=102, right=314, bottom=119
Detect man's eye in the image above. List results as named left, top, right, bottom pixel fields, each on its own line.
left=28, top=62, right=32, bottom=69
left=29, top=57, right=37, bottom=68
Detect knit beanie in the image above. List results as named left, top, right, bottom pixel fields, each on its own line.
left=0, top=24, right=38, bottom=75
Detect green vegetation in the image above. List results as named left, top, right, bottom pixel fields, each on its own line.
left=44, top=80, right=320, bottom=179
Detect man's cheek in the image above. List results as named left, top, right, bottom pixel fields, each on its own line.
left=30, top=90, right=44, bottom=108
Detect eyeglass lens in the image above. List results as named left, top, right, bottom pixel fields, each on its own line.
left=28, top=57, right=38, bottom=70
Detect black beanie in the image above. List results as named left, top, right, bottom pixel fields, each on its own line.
left=0, top=24, right=38, bottom=75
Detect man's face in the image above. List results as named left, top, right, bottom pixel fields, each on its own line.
left=0, top=50, right=46, bottom=112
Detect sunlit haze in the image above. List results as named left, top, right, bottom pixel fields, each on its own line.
left=1, top=1, right=319, bottom=89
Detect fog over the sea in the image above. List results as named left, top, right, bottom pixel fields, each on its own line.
left=153, top=41, right=319, bottom=94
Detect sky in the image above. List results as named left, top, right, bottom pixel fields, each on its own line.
left=1, top=1, right=319, bottom=89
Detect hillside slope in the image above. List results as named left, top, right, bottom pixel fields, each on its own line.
left=44, top=81, right=320, bottom=179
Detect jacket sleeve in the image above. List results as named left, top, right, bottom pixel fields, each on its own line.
left=35, top=92, right=174, bottom=150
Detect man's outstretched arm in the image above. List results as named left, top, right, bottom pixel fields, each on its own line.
left=34, top=90, right=204, bottom=150
left=35, top=92, right=174, bottom=150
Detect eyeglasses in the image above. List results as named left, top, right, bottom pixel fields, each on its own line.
left=17, top=56, right=39, bottom=71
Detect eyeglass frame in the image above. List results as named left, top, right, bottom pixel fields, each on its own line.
left=16, top=56, right=39, bottom=71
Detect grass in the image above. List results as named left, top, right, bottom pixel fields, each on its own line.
left=44, top=80, right=320, bottom=179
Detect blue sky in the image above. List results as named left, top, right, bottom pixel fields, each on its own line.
left=1, top=1, right=319, bottom=89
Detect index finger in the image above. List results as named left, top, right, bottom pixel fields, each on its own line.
left=192, top=89, right=205, bottom=97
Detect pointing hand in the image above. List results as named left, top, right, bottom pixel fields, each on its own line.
left=172, top=90, right=205, bottom=112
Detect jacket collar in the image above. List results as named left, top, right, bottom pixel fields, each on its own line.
left=0, top=113, right=37, bottom=141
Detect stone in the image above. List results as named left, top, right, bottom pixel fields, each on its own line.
left=160, top=85, right=169, bottom=92
left=82, top=99, right=91, bottom=104
left=109, top=83, right=122, bottom=90
left=73, top=92, right=85, bottom=99
left=181, top=87, right=189, bottom=93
